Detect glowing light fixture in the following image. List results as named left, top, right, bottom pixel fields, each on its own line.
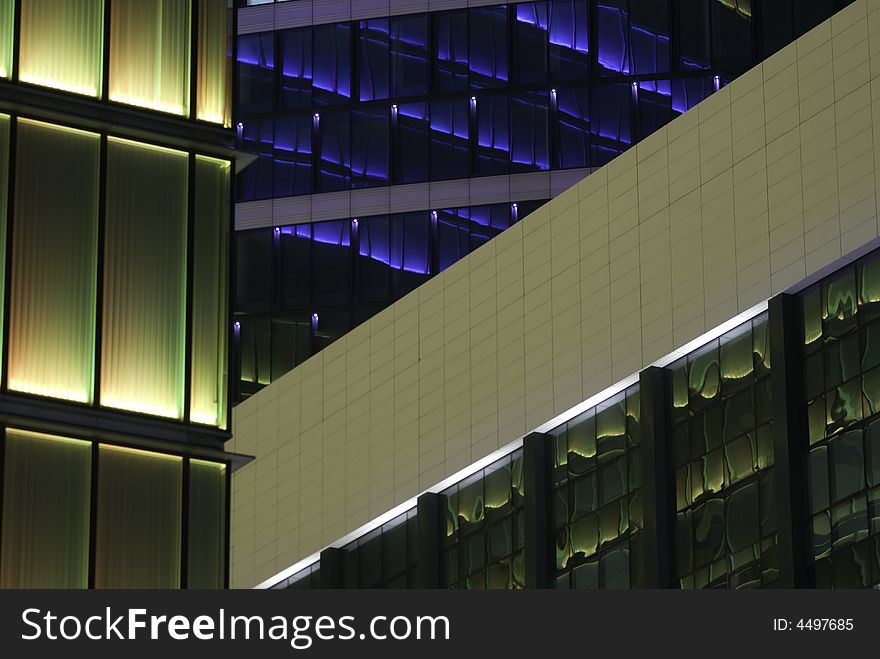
left=0, top=0, right=12, bottom=80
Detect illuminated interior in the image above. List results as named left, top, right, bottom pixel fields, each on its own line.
left=109, top=0, right=192, bottom=116
left=191, top=155, right=230, bottom=428
left=101, top=137, right=188, bottom=420
left=19, top=0, right=104, bottom=97
left=8, top=119, right=99, bottom=404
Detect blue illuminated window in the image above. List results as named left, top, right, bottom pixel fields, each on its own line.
left=557, top=85, right=590, bottom=169
left=360, top=19, right=390, bottom=101
left=238, top=119, right=274, bottom=201
left=279, top=225, right=312, bottom=311
left=235, top=230, right=273, bottom=313
left=351, top=108, right=390, bottom=188
left=391, top=15, right=430, bottom=98
left=516, top=2, right=549, bottom=85
left=549, top=0, right=589, bottom=81
left=510, top=91, right=549, bottom=173
left=637, top=83, right=672, bottom=140
left=396, top=101, right=430, bottom=184
left=430, top=98, right=469, bottom=181
left=591, top=83, right=631, bottom=166
left=630, top=1, right=671, bottom=76
left=670, top=77, right=713, bottom=114
left=274, top=116, right=312, bottom=198
left=238, top=33, right=275, bottom=115
left=391, top=212, right=431, bottom=296
left=357, top=215, right=391, bottom=302
left=318, top=109, right=351, bottom=192
left=435, top=10, right=469, bottom=92
left=470, top=6, right=509, bottom=89
left=437, top=208, right=471, bottom=272
left=477, top=94, right=510, bottom=176
left=312, top=220, right=351, bottom=306
left=313, top=24, right=351, bottom=106
left=597, top=1, right=630, bottom=75
left=281, top=27, right=312, bottom=110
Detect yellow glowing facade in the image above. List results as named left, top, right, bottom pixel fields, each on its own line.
left=109, top=0, right=192, bottom=117
left=197, top=0, right=232, bottom=127
left=0, top=114, right=7, bottom=378
left=8, top=120, right=100, bottom=404
left=0, top=0, right=11, bottom=79
left=19, top=0, right=104, bottom=97
left=192, top=156, right=231, bottom=428
left=101, top=137, right=188, bottom=420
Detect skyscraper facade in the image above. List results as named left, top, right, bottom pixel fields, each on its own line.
left=228, top=0, right=880, bottom=590
left=233, top=0, right=855, bottom=398
left=0, top=0, right=238, bottom=589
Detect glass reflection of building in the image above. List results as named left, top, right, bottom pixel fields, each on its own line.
left=233, top=0, right=857, bottom=399
left=0, top=0, right=239, bottom=589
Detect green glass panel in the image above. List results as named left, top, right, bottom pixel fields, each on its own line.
left=109, top=0, right=191, bottom=115
left=863, top=367, right=880, bottom=417
left=803, top=286, right=823, bottom=350
left=0, top=0, right=12, bottom=78
left=689, top=344, right=721, bottom=409
left=95, top=444, right=182, bottom=588
left=868, top=420, right=880, bottom=487
left=191, top=156, right=230, bottom=428
left=19, top=0, right=104, bottom=96
left=756, top=423, right=774, bottom=470
left=0, top=114, right=8, bottom=376
left=0, top=429, right=91, bottom=588
left=8, top=120, right=99, bottom=403
left=832, top=431, right=864, bottom=503
left=197, top=0, right=231, bottom=126
left=823, top=268, right=857, bottom=338
left=102, top=138, right=187, bottom=419
left=720, top=323, right=753, bottom=392
left=188, top=459, right=226, bottom=589
left=456, top=473, right=484, bottom=532
left=670, top=359, right=689, bottom=422
left=566, top=411, right=596, bottom=475
left=484, top=460, right=511, bottom=518
left=858, top=253, right=880, bottom=315
left=808, top=395, right=826, bottom=446
left=725, top=434, right=753, bottom=484
left=752, top=315, right=771, bottom=375
left=703, top=447, right=725, bottom=494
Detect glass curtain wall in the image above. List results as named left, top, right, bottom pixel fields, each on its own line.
left=0, top=114, right=8, bottom=376
left=109, top=0, right=192, bottom=115
left=0, top=0, right=12, bottom=79
left=0, top=429, right=92, bottom=588
left=191, top=156, right=230, bottom=428
left=8, top=120, right=100, bottom=404
left=197, top=0, right=232, bottom=126
left=188, top=459, right=227, bottom=588
left=19, top=0, right=104, bottom=96
left=94, top=445, right=183, bottom=588
left=102, top=137, right=188, bottom=420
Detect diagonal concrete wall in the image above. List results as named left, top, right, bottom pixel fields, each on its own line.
left=228, top=0, right=880, bottom=588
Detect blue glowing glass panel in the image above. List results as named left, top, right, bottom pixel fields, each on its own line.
left=510, top=91, right=549, bottom=172
left=591, top=83, right=631, bottom=167
left=391, top=15, right=429, bottom=98
left=670, top=76, right=713, bottom=114
left=281, top=27, right=312, bottom=110
left=597, top=1, right=629, bottom=74
left=237, top=119, right=274, bottom=201
left=357, top=215, right=391, bottom=302
left=678, top=0, right=710, bottom=70
left=630, top=0, right=671, bottom=75
left=390, top=212, right=431, bottom=296
left=396, top=101, right=429, bottom=184
left=312, top=220, right=351, bottom=306
left=476, top=94, right=509, bottom=176
left=359, top=19, right=390, bottom=102
left=469, top=6, right=509, bottom=88
left=516, top=2, right=548, bottom=84
left=435, top=10, right=469, bottom=92
left=430, top=98, right=469, bottom=181
left=549, top=0, right=589, bottom=81
left=274, top=115, right=312, bottom=198
left=237, top=33, right=275, bottom=116
left=437, top=208, right=471, bottom=272
left=557, top=85, right=590, bottom=169
left=313, top=24, right=351, bottom=106
left=351, top=107, right=389, bottom=188
left=318, top=109, right=351, bottom=192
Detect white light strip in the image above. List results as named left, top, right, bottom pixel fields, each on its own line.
left=255, top=298, right=769, bottom=589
